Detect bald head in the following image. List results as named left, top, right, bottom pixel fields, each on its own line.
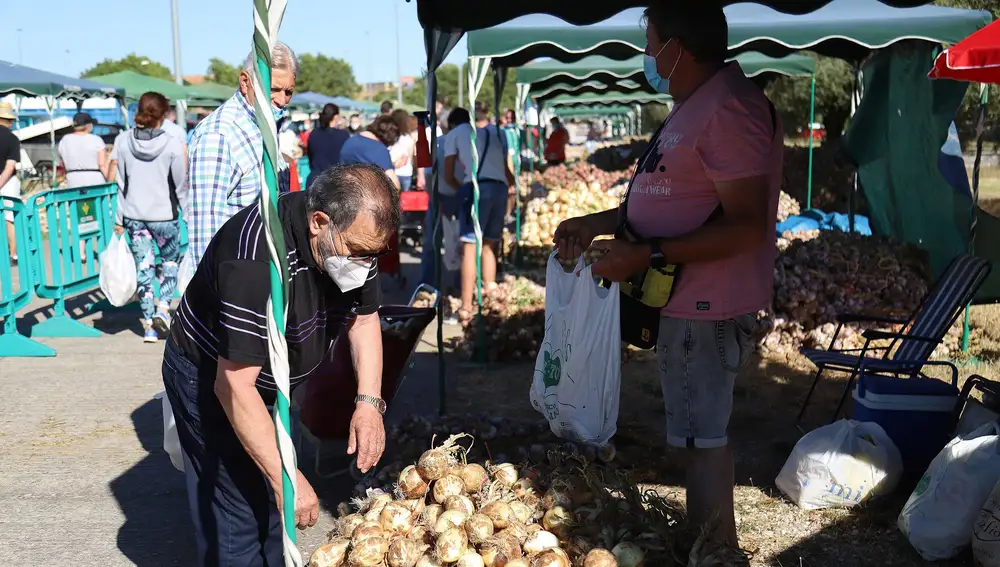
left=306, top=163, right=400, bottom=238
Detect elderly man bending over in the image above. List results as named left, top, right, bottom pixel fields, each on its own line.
left=164, top=163, right=399, bottom=566
left=185, top=41, right=299, bottom=269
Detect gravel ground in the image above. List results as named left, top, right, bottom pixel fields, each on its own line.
left=0, top=254, right=457, bottom=566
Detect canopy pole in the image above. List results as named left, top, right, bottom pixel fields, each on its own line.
left=962, top=84, right=988, bottom=354
left=848, top=62, right=860, bottom=233
left=248, top=1, right=299, bottom=565
left=807, top=74, right=816, bottom=210
left=44, top=96, right=56, bottom=189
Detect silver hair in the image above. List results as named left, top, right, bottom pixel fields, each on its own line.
left=242, top=41, right=299, bottom=76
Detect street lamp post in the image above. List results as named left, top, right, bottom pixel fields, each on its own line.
left=170, top=0, right=186, bottom=130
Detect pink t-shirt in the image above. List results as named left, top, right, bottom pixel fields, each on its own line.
left=624, top=63, right=783, bottom=320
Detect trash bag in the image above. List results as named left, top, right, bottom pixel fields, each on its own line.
left=530, top=252, right=620, bottom=446
left=899, top=421, right=1000, bottom=561
left=176, top=252, right=195, bottom=296
left=98, top=232, right=137, bottom=307
left=156, top=391, right=184, bottom=472
left=776, top=419, right=903, bottom=510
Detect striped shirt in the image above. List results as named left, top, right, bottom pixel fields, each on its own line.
left=169, top=191, right=381, bottom=401
left=184, top=92, right=287, bottom=268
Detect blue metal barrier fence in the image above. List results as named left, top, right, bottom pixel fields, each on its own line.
left=0, top=196, right=55, bottom=357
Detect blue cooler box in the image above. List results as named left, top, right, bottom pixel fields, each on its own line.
left=852, top=373, right=958, bottom=474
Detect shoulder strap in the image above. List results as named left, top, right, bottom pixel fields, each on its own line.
left=476, top=126, right=492, bottom=181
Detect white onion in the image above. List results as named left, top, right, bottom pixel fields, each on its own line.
left=352, top=521, right=384, bottom=542
left=380, top=501, right=415, bottom=534
left=347, top=535, right=388, bottom=567
left=459, top=463, right=489, bottom=493
left=444, top=494, right=476, bottom=515
left=417, top=448, right=453, bottom=481
left=456, top=551, right=486, bottom=567
left=308, top=538, right=349, bottom=567
left=433, top=509, right=468, bottom=534
left=505, top=560, right=529, bottom=567
left=583, top=548, right=618, bottom=567
left=509, top=501, right=534, bottom=525
left=435, top=527, right=469, bottom=563
left=529, top=549, right=570, bottom=567
left=611, top=542, right=644, bottom=567
left=491, top=463, right=519, bottom=487
left=421, top=504, right=443, bottom=526
left=386, top=537, right=427, bottom=567
left=414, top=555, right=442, bottom=567
left=433, top=474, right=466, bottom=504
left=398, top=465, right=429, bottom=499
left=480, top=501, right=514, bottom=530
left=465, top=513, right=495, bottom=544
left=541, top=506, right=572, bottom=538
left=522, top=530, right=559, bottom=554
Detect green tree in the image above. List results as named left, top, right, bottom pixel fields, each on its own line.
left=207, top=57, right=241, bottom=86
left=81, top=53, right=173, bottom=79
left=764, top=54, right=854, bottom=142
left=296, top=54, right=359, bottom=97
left=373, top=63, right=520, bottom=114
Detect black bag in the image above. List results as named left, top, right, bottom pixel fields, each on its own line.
left=612, top=98, right=777, bottom=350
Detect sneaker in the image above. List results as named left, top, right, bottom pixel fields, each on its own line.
left=143, top=327, right=159, bottom=343
left=152, top=309, right=171, bottom=336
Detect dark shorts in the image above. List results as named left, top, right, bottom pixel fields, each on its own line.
left=457, top=180, right=507, bottom=243
left=657, top=314, right=759, bottom=449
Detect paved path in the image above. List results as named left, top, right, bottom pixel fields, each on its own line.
left=0, top=254, right=461, bottom=566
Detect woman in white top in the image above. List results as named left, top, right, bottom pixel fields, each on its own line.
left=58, top=112, right=108, bottom=188
left=389, top=109, right=416, bottom=191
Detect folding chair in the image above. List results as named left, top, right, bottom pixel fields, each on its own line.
left=795, top=253, right=991, bottom=426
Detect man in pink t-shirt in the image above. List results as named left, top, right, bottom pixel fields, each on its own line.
left=555, top=0, right=782, bottom=549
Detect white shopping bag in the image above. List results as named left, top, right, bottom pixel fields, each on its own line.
left=98, top=232, right=137, bottom=307
left=776, top=419, right=902, bottom=510
left=973, top=479, right=1000, bottom=567
left=441, top=216, right=461, bottom=272
left=899, top=421, right=1000, bottom=561
left=156, top=391, right=185, bottom=472
left=529, top=252, right=621, bottom=446
left=176, top=252, right=196, bottom=296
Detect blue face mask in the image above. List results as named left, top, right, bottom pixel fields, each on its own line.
left=643, top=40, right=679, bottom=95
left=272, top=103, right=286, bottom=123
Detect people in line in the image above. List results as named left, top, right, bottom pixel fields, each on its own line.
left=555, top=0, right=782, bottom=548
left=110, top=92, right=188, bottom=343
left=59, top=112, right=108, bottom=189
left=305, top=103, right=351, bottom=190
left=163, top=163, right=396, bottom=567
left=389, top=109, right=417, bottom=191
left=0, top=102, right=21, bottom=262
left=444, top=102, right=514, bottom=322
left=185, top=41, right=299, bottom=268
left=419, top=108, right=462, bottom=294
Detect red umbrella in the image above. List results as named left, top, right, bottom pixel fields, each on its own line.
left=930, top=18, right=1000, bottom=84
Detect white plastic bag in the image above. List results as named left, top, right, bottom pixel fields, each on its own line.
left=99, top=232, right=137, bottom=307
left=973, top=479, right=1000, bottom=567
left=529, top=252, right=620, bottom=446
left=156, top=391, right=185, bottom=472
left=899, top=421, right=1000, bottom=561
left=775, top=419, right=902, bottom=510
left=441, top=216, right=461, bottom=272
left=176, top=252, right=195, bottom=296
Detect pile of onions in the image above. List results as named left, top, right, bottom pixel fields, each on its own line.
left=309, top=435, right=659, bottom=567
left=452, top=275, right=547, bottom=363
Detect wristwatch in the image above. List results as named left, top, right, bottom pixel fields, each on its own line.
left=355, top=394, right=387, bottom=415
left=648, top=238, right=667, bottom=269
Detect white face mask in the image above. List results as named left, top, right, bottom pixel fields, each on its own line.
left=323, top=230, right=372, bottom=292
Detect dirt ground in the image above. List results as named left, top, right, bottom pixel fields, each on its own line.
left=441, top=160, right=1000, bottom=566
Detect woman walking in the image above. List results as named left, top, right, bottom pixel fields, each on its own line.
left=59, top=112, right=108, bottom=188
left=111, top=92, right=188, bottom=343
left=305, top=103, right=350, bottom=190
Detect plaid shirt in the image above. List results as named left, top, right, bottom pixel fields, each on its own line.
left=185, top=92, right=287, bottom=267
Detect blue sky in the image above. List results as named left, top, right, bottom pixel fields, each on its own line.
left=0, top=0, right=468, bottom=84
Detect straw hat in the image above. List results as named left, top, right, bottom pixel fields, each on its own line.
left=0, top=102, right=14, bottom=121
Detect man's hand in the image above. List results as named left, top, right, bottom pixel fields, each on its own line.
left=275, top=470, right=319, bottom=529
left=347, top=403, right=385, bottom=473
left=588, top=239, right=649, bottom=283
left=554, top=216, right=599, bottom=262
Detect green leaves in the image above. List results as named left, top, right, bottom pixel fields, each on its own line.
left=81, top=53, right=173, bottom=80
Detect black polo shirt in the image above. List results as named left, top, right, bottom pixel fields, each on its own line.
left=170, top=191, right=381, bottom=402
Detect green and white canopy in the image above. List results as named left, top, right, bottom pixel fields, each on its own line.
left=545, top=92, right=672, bottom=108
left=88, top=71, right=212, bottom=103
left=552, top=105, right=635, bottom=118
left=0, top=60, right=124, bottom=99
left=525, top=52, right=815, bottom=101
left=466, top=0, right=990, bottom=66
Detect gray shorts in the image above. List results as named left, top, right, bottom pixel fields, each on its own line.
left=657, top=314, right=758, bottom=449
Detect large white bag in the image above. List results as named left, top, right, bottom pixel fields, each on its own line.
left=176, top=252, right=196, bottom=296
left=529, top=252, right=620, bottom=446
left=775, top=419, right=902, bottom=510
left=99, top=232, right=137, bottom=307
left=156, top=391, right=185, bottom=472
left=973, top=479, right=1000, bottom=567
left=899, top=421, right=1000, bottom=561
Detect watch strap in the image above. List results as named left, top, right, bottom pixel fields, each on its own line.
left=355, top=394, right=386, bottom=415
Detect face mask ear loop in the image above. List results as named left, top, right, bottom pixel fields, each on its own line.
left=666, top=44, right=682, bottom=82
